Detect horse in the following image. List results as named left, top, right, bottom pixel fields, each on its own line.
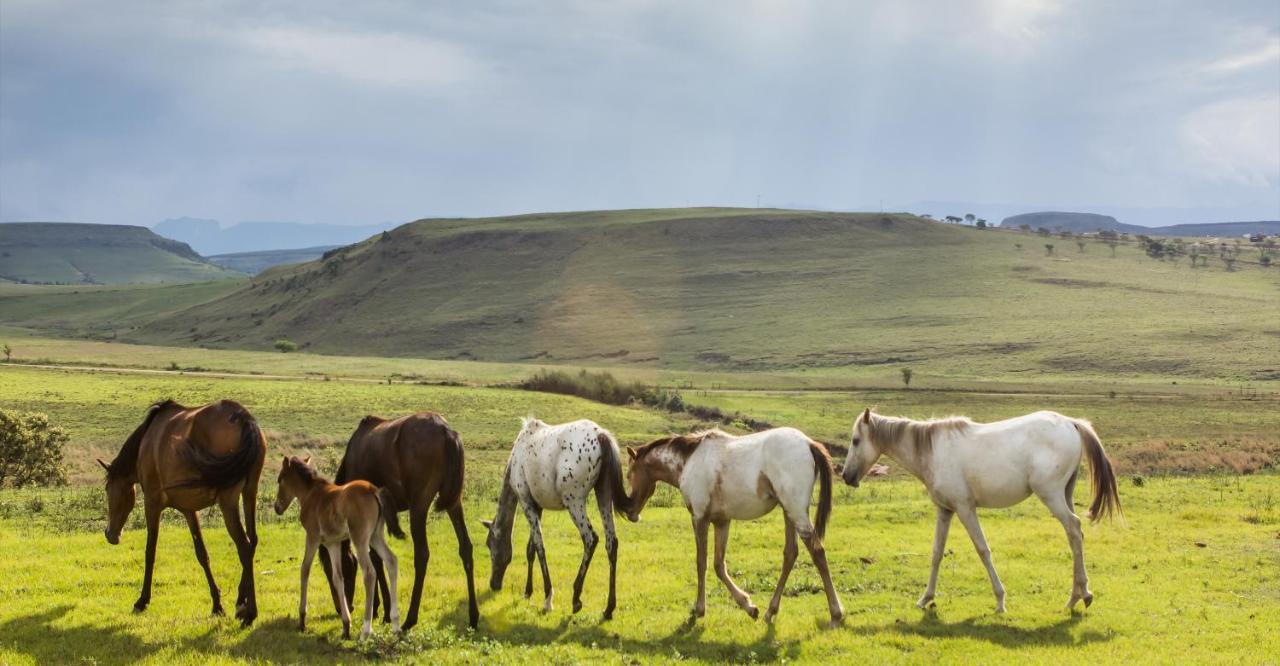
left=481, top=418, right=633, bottom=619
left=98, top=399, right=267, bottom=625
left=318, top=412, right=478, bottom=630
left=275, top=455, right=398, bottom=640
left=626, top=427, right=844, bottom=627
left=840, top=408, right=1121, bottom=612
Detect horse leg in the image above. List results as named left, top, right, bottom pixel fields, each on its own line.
left=918, top=506, right=953, bottom=609
left=955, top=506, right=1006, bottom=613
left=318, top=548, right=346, bottom=624
left=369, top=549, right=389, bottom=623
left=523, top=533, right=537, bottom=598
left=713, top=520, right=758, bottom=619
left=401, top=503, right=430, bottom=631
left=370, top=523, right=401, bottom=629
left=218, top=492, right=258, bottom=626
left=566, top=496, right=599, bottom=615
left=447, top=503, right=479, bottom=629
left=1037, top=485, right=1091, bottom=609
left=765, top=517, right=798, bottom=623
left=182, top=509, right=223, bottom=616
left=691, top=515, right=709, bottom=618
left=595, top=492, right=620, bottom=620
left=352, top=531, right=376, bottom=639
left=521, top=499, right=554, bottom=612
left=325, top=543, right=353, bottom=639
left=133, top=498, right=162, bottom=613
left=298, top=533, right=319, bottom=632
left=788, top=501, right=844, bottom=627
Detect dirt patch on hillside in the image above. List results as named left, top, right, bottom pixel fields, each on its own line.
left=1043, top=353, right=1190, bottom=375
left=1115, top=438, right=1279, bottom=475
left=1027, top=277, right=1178, bottom=295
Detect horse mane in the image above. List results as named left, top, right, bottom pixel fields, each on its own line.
left=336, top=415, right=385, bottom=484
left=107, top=399, right=182, bottom=481
left=636, top=428, right=728, bottom=461
left=869, top=414, right=973, bottom=458
left=285, top=456, right=327, bottom=485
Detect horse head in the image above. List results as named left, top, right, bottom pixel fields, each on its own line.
left=99, top=458, right=135, bottom=545
left=842, top=407, right=881, bottom=487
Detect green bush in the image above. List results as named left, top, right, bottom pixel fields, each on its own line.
left=273, top=339, right=299, bottom=353
left=0, top=410, right=69, bottom=488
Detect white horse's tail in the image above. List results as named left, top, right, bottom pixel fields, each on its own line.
left=808, top=440, right=834, bottom=544
left=1073, top=420, right=1121, bottom=523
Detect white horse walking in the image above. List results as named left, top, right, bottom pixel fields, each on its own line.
left=841, top=408, right=1121, bottom=612
left=626, top=427, right=844, bottom=627
left=481, top=418, right=634, bottom=619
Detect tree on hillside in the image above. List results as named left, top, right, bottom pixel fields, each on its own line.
left=1044, top=243, right=1055, bottom=256
left=976, top=219, right=987, bottom=229
left=900, top=368, right=913, bottom=388
left=1014, top=243, right=1023, bottom=251
left=1, top=344, right=9, bottom=362
left=1105, top=239, right=1118, bottom=257
left=274, top=339, right=298, bottom=353
left=964, top=213, right=975, bottom=224
left=1018, top=223, right=1032, bottom=232
left=1076, top=239, right=1086, bottom=253
left=0, top=410, right=68, bottom=488
left=1036, top=227, right=1051, bottom=236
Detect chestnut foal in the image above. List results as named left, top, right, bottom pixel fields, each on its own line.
left=275, top=455, right=398, bottom=640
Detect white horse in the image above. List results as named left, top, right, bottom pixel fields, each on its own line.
left=841, top=408, right=1121, bottom=612
left=626, top=428, right=844, bottom=627
left=481, top=418, right=634, bottom=618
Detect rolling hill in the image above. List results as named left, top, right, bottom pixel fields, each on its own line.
left=208, top=245, right=339, bottom=274
left=126, top=208, right=1279, bottom=381
left=1000, top=211, right=1280, bottom=237
left=154, top=217, right=395, bottom=255
left=0, top=223, right=242, bottom=285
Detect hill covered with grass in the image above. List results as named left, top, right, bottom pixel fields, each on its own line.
left=128, top=208, right=1278, bottom=382
left=0, top=223, right=242, bottom=285
left=208, top=245, right=339, bottom=274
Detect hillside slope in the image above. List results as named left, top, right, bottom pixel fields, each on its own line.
left=0, top=223, right=242, bottom=284
left=1000, top=212, right=1280, bottom=237
left=132, top=208, right=1280, bottom=381
left=208, top=246, right=339, bottom=274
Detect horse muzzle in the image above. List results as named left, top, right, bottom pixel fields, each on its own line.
left=105, top=529, right=120, bottom=545
left=843, top=471, right=860, bottom=488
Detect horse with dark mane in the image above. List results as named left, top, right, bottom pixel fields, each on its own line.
left=99, top=399, right=267, bottom=625
left=319, top=412, right=478, bottom=630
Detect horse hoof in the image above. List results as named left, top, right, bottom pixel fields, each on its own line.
left=401, top=617, right=418, bottom=632
left=132, top=602, right=148, bottom=614
left=212, top=606, right=224, bottom=617
left=746, top=606, right=759, bottom=620
left=572, top=599, right=583, bottom=614
left=603, top=611, right=614, bottom=622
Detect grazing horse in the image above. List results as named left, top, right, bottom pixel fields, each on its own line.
left=319, top=412, right=478, bottom=630
left=275, top=455, right=398, bottom=640
left=841, top=408, right=1121, bottom=612
left=626, top=428, right=844, bottom=627
left=99, top=399, right=266, bottom=625
left=481, top=418, right=633, bottom=619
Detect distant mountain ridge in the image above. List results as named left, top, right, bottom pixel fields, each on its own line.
left=154, top=217, right=396, bottom=255
left=1000, top=212, right=1279, bottom=237
left=0, top=222, right=241, bottom=284
left=208, top=245, right=340, bottom=274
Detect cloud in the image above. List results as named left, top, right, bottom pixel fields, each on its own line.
left=1180, top=95, right=1280, bottom=187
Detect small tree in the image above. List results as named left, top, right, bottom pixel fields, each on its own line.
left=900, top=367, right=913, bottom=387
left=976, top=219, right=987, bottom=229
left=1045, top=243, right=1055, bottom=256
left=1, top=343, right=10, bottom=362
left=1076, top=239, right=1086, bottom=253
left=1106, top=239, right=1118, bottom=257
left=274, top=339, right=299, bottom=353
left=964, top=213, right=976, bottom=224
left=1018, top=223, right=1032, bottom=232
left=0, top=410, right=68, bottom=487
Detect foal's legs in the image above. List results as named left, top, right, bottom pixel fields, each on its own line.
left=325, top=542, right=353, bottom=639
left=1036, top=485, right=1092, bottom=609
left=955, top=506, right=1006, bottom=612
left=918, top=506, right=954, bottom=609
left=566, top=496, right=599, bottom=614
left=182, top=509, right=223, bottom=616
left=713, top=520, right=758, bottom=619
left=595, top=492, right=620, bottom=620
left=351, top=529, right=377, bottom=639
left=521, top=499, right=554, bottom=612
left=691, top=516, right=710, bottom=618
left=369, top=523, right=401, bottom=628
left=765, top=517, right=799, bottom=623
left=134, top=498, right=163, bottom=613
left=298, top=533, right=319, bottom=631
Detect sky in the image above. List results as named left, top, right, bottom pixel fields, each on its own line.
left=1, top=0, right=1278, bottom=228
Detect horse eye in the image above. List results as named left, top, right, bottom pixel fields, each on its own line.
left=852, top=437, right=861, bottom=446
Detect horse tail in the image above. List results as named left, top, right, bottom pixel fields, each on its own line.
left=595, top=431, right=632, bottom=517
left=1074, top=420, right=1121, bottom=523
left=434, top=424, right=465, bottom=513
left=175, top=404, right=264, bottom=490
left=809, top=440, right=834, bottom=544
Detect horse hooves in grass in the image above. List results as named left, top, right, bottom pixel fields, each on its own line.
left=211, top=605, right=224, bottom=617
left=1084, top=592, right=1094, bottom=608
left=132, top=601, right=148, bottom=614
left=746, top=606, right=759, bottom=620
left=573, top=599, right=583, bottom=614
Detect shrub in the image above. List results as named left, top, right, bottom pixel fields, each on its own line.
left=0, top=410, right=69, bottom=488
left=900, top=367, right=913, bottom=387
left=274, top=339, right=299, bottom=353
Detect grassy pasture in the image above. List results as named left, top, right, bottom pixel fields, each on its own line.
left=0, top=475, right=1275, bottom=664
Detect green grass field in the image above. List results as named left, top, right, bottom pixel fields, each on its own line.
left=1, top=475, right=1275, bottom=665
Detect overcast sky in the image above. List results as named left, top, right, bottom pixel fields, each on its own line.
left=2, top=0, right=1277, bottom=228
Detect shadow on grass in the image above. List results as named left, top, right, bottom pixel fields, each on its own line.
left=0, top=605, right=157, bottom=666
left=865, top=610, right=1112, bottom=648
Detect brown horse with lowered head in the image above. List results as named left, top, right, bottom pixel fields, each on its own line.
left=319, top=412, right=478, bottom=630
left=100, top=399, right=267, bottom=625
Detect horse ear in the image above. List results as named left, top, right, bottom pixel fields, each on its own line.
left=480, top=519, right=493, bottom=529
left=97, top=458, right=110, bottom=471
left=281, top=455, right=289, bottom=466
left=302, top=455, right=311, bottom=465
left=626, top=446, right=637, bottom=461
left=861, top=407, right=872, bottom=424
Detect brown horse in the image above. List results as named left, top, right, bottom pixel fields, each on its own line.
left=99, top=399, right=267, bottom=625
left=319, top=412, right=478, bottom=630
left=275, top=455, right=398, bottom=640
